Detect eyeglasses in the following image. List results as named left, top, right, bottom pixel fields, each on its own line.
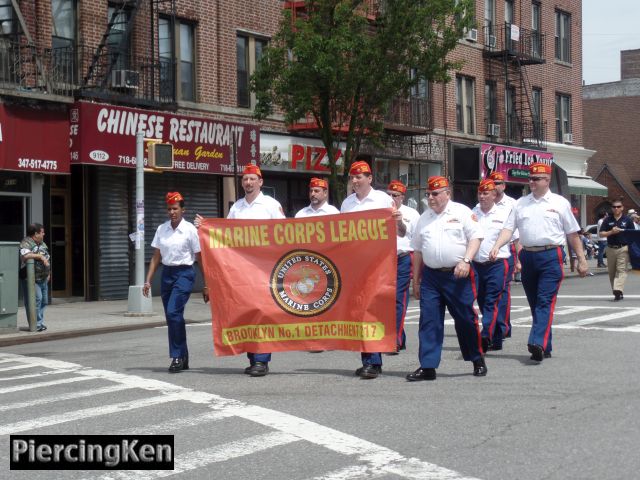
left=529, top=176, right=547, bottom=182
left=425, top=191, right=444, bottom=197
left=493, top=182, right=505, bottom=185
left=612, top=205, right=623, bottom=209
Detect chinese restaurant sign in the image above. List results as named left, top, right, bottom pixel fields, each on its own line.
left=198, top=210, right=397, bottom=356
left=480, top=143, right=554, bottom=183
left=69, top=102, right=259, bottom=174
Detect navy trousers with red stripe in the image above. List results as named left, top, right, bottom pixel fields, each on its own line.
left=498, top=243, right=518, bottom=338
left=395, top=253, right=412, bottom=349
left=417, top=266, right=482, bottom=369
left=474, top=259, right=509, bottom=347
left=519, top=247, right=565, bottom=353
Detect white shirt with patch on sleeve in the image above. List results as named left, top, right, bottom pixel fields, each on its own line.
left=228, top=191, right=285, bottom=219
left=411, top=200, right=484, bottom=269
left=151, top=218, right=201, bottom=266
left=503, top=191, right=579, bottom=247
left=397, top=204, right=421, bottom=253
left=472, top=204, right=511, bottom=262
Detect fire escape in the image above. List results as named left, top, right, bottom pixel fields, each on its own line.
left=483, top=22, right=546, bottom=148
left=0, top=0, right=177, bottom=107
left=282, top=1, right=433, bottom=164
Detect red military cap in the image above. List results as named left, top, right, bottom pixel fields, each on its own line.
left=529, top=162, right=552, bottom=175
left=349, top=160, right=372, bottom=176
left=478, top=179, right=496, bottom=192
left=166, top=192, right=184, bottom=204
left=489, top=171, right=505, bottom=182
left=387, top=180, right=407, bottom=194
left=309, top=177, right=328, bottom=189
left=427, top=176, right=450, bottom=191
left=242, top=164, right=262, bottom=177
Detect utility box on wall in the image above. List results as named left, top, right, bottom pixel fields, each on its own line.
left=0, top=242, right=19, bottom=332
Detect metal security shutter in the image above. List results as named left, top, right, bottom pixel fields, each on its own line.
left=144, top=172, right=220, bottom=264
left=96, top=168, right=131, bottom=299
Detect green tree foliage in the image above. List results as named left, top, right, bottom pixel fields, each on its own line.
left=252, top=0, right=473, bottom=203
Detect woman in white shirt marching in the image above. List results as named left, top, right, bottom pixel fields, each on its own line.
left=143, top=192, right=208, bottom=372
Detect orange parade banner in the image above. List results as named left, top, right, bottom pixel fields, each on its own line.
left=198, top=209, right=397, bottom=356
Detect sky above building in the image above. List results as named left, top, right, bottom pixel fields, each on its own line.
left=583, top=0, right=640, bottom=85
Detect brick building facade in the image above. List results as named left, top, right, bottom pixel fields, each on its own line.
left=0, top=0, right=596, bottom=300
left=584, top=49, right=640, bottom=222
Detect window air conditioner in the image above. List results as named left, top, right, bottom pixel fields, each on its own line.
left=465, top=28, right=478, bottom=42
left=563, top=133, right=574, bottom=144
left=111, top=69, right=140, bottom=89
left=488, top=35, right=497, bottom=48
left=487, top=124, right=500, bottom=137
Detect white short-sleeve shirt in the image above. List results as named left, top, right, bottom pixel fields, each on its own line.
left=151, top=218, right=201, bottom=266
left=503, top=191, right=579, bottom=247
left=472, top=204, right=511, bottom=262
left=411, top=200, right=484, bottom=269
left=228, top=191, right=285, bottom=219
left=340, top=188, right=394, bottom=213
left=295, top=202, right=340, bottom=218
left=397, top=204, right=421, bottom=253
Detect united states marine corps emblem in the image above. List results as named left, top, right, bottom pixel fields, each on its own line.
left=270, top=250, right=341, bottom=317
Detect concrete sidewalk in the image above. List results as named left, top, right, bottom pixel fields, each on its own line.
left=0, top=259, right=609, bottom=347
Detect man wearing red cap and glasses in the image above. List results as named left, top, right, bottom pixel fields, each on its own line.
left=386, top=180, right=420, bottom=354
left=472, top=179, right=512, bottom=353
left=295, top=177, right=340, bottom=218
left=340, top=160, right=405, bottom=379
left=487, top=171, right=520, bottom=341
left=196, top=164, right=285, bottom=377
left=490, top=162, right=587, bottom=362
left=144, top=192, right=208, bottom=373
left=407, top=176, right=486, bottom=381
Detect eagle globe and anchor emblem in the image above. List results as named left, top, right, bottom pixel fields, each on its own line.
left=270, top=250, right=341, bottom=317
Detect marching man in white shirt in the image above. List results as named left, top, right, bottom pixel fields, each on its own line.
left=472, top=179, right=511, bottom=353
left=295, top=177, right=340, bottom=218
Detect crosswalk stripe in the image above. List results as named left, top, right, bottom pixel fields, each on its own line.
left=0, top=393, right=186, bottom=435
left=0, top=384, right=134, bottom=412
left=0, top=376, right=92, bottom=394
left=122, top=409, right=235, bottom=435
left=304, top=465, right=371, bottom=480
left=0, top=368, right=80, bottom=382
left=556, top=308, right=640, bottom=328
left=0, top=363, right=39, bottom=372
left=94, top=432, right=300, bottom=480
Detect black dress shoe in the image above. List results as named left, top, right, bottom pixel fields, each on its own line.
left=358, top=365, right=381, bottom=379
left=406, top=367, right=436, bottom=381
left=528, top=344, right=544, bottom=362
left=473, top=358, right=488, bottom=376
left=544, top=351, right=552, bottom=358
left=488, top=344, right=502, bottom=351
left=246, top=362, right=269, bottom=377
left=613, top=290, right=623, bottom=301
left=168, top=357, right=188, bottom=373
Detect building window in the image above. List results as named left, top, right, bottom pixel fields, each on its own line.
left=456, top=76, right=475, bottom=135
left=107, top=5, right=131, bottom=69
left=531, top=2, right=541, bottom=57
left=555, top=10, right=571, bottom=63
left=555, top=93, right=571, bottom=142
left=237, top=33, right=268, bottom=108
left=484, top=0, right=496, bottom=44
left=410, top=68, right=430, bottom=127
left=485, top=81, right=497, bottom=134
left=505, top=84, right=517, bottom=140
left=0, top=0, right=15, bottom=36
left=532, top=87, right=542, bottom=138
left=51, top=0, right=76, bottom=84
left=159, top=18, right=196, bottom=101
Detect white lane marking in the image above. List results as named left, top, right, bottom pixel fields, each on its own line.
left=511, top=295, right=640, bottom=299
left=0, top=352, right=481, bottom=480
left=0, top=368, right=79, bottom=382
left=557, top=308, right=640, bottom=327
left=0, top=363, right=39, bottom=372
left=0, top=393, right=187, bottom=435
left=97, top=432, right=300, bottom=480
left=0, top=384, right=134, bottom=412
left=304, top=465, right=371, bottom=480
left=509, top=306, right=594, bottom=325
left=0, top=376, right=92, bottom=394
left=122, top=410, right=235, bottom=435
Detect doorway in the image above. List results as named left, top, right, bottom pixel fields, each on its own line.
left=50, top=187, right=72, bottom=297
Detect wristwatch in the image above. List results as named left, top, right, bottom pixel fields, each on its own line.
left=462, top=257, right=471, bottom=264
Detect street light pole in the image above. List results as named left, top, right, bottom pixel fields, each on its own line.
left=126, top=130, right=153, bottom=315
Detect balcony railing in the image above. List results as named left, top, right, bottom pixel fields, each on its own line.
left=0, top=39, right=176, bottom=105
left=384, top=96, right=432, bottom=132
left=483, top=24, right=545, bottom=65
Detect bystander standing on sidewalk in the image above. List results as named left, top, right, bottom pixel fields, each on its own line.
left=19, top=223, right=50, bottom=332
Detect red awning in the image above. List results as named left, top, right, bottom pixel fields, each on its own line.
left=0, top=103, right=70, bottom=174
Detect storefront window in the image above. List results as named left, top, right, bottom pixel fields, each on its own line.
left=0, top=196, right=28, bottom=241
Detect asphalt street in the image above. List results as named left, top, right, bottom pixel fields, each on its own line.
left=1, top=271, right=639, bottom=479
